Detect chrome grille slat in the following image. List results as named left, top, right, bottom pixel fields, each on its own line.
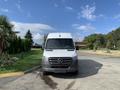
left=48, top=57, right=72, bottom=68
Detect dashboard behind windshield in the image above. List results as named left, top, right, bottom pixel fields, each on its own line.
left=45, top=39, right=75, bottom=49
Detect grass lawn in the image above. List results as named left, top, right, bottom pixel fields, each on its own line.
left=0, top=48, right=43, bottom=74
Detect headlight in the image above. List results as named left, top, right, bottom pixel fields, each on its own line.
left=42, top=56, right=49, bottom=65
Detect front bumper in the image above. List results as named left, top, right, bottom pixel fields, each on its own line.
left=42, top=56, right=78, bottom=73
left=42, top=64, right=78, bottom=73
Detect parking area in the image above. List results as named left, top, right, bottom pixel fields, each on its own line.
left=0, top=51, right=120, bottom=90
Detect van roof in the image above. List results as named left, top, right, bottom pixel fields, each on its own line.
left=47, top=33, right=72, bottom=39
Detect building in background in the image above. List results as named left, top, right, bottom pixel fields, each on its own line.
left=75, top=42, right=87, bottom=49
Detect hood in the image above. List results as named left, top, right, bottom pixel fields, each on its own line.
left=43, top=49, right=77, bottom=57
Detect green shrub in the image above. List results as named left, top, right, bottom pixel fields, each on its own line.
left=0, top=53, right=18, bottom=67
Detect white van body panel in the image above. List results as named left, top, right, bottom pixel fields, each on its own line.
left=43, top=50, right=77, bottom=57
left=47, top=33, right=72, bottom=39
left=42, top=33, right=78, bottom=74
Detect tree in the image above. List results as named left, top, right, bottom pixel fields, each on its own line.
left=84, top=34, right=97, bottom=49
left=84, top=34, right=106, bottom=49
left=0, top=15, right=14, bottom=54
left=116, top=40, right=120, bottom=50
left=0, top=15, right=15, bottom=67
left=106, top=28, right=120, bottom=49
left=106, top=40, right=111, bottom=53
left=83, top=27, right=120, bottom=50
left=24, top=30, right=33, bottom=50
left=93, top=39, right=101, bottom=51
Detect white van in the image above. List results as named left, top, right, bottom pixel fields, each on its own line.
left=42, top=33, right=78, bottom=75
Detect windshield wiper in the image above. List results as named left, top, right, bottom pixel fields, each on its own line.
left=67, top=49, right=74, bottom=51
left=45, top=49, right=53, bottom=51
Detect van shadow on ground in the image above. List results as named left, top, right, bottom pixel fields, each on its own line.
left=50, top=59, right=103, bottom=79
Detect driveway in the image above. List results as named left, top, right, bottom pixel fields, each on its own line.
left=0, top=76, right=20, bottom=88
left=0, top=51, right=120, bottom=90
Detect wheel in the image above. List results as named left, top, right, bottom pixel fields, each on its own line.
left=42, top=71, right=49, bottom=75
left=43, top=71, right=47, bottom=75
left=72, top=70, right=78, bottom=75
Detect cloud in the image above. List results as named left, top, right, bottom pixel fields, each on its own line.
left=72, top=24, right=96, bottom=41
left=33, top=33, right=44, bottom=44
left=98, top=14, right=105, bottom=18
left=33, top=33, right=44, bottom=40
left=73, top=33, right=84, bottom=42
left=65, top=6, right=73, bottom=10
left=16, top=3, right=22, bottom=12
left=72, top=24, right=96, bottom=31
left=15, top=0, right=22, bottom=12
left=11, top=21, right=55, bottom=39
left=0, top=8, right=9, bottom=13
left=78, top=5, right=96, bottom=20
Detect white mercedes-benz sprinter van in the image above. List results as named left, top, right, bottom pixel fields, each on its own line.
left=42, top=33, right=78, bottom=75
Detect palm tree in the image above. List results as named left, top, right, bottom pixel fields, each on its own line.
left=0, top=15, right=14, bottom=54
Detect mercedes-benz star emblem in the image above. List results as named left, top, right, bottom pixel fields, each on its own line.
left=57, top=58, right=63, bottom=64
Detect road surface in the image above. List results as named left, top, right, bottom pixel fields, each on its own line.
left=0, top=51, right=120, bottom=90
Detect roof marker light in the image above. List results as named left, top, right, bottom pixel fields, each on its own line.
left=59, top=34, right=61, bottom=37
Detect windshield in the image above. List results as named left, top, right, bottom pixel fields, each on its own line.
left=45, top=39, right=75, bottom=49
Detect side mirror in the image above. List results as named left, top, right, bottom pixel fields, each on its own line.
left=75, top=46, right=79, bottom=50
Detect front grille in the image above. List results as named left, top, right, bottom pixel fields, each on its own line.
left=49, top=57, right=72, bottom=68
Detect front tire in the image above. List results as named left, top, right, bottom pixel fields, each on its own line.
left=42, top=71, right=49, bottom=75
left=72, top=70, right=78, bottom=75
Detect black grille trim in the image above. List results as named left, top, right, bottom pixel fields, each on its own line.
left=48, top=57, right=72, bottom=68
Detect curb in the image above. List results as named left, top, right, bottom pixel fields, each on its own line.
left=0, top=65, right=41, bottom=78
left=24, top=65, right=41, bottom=74
left=0, top=72, right=24, bottom=78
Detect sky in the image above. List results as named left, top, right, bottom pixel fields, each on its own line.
left=1, top=0, right=120, bottom=44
